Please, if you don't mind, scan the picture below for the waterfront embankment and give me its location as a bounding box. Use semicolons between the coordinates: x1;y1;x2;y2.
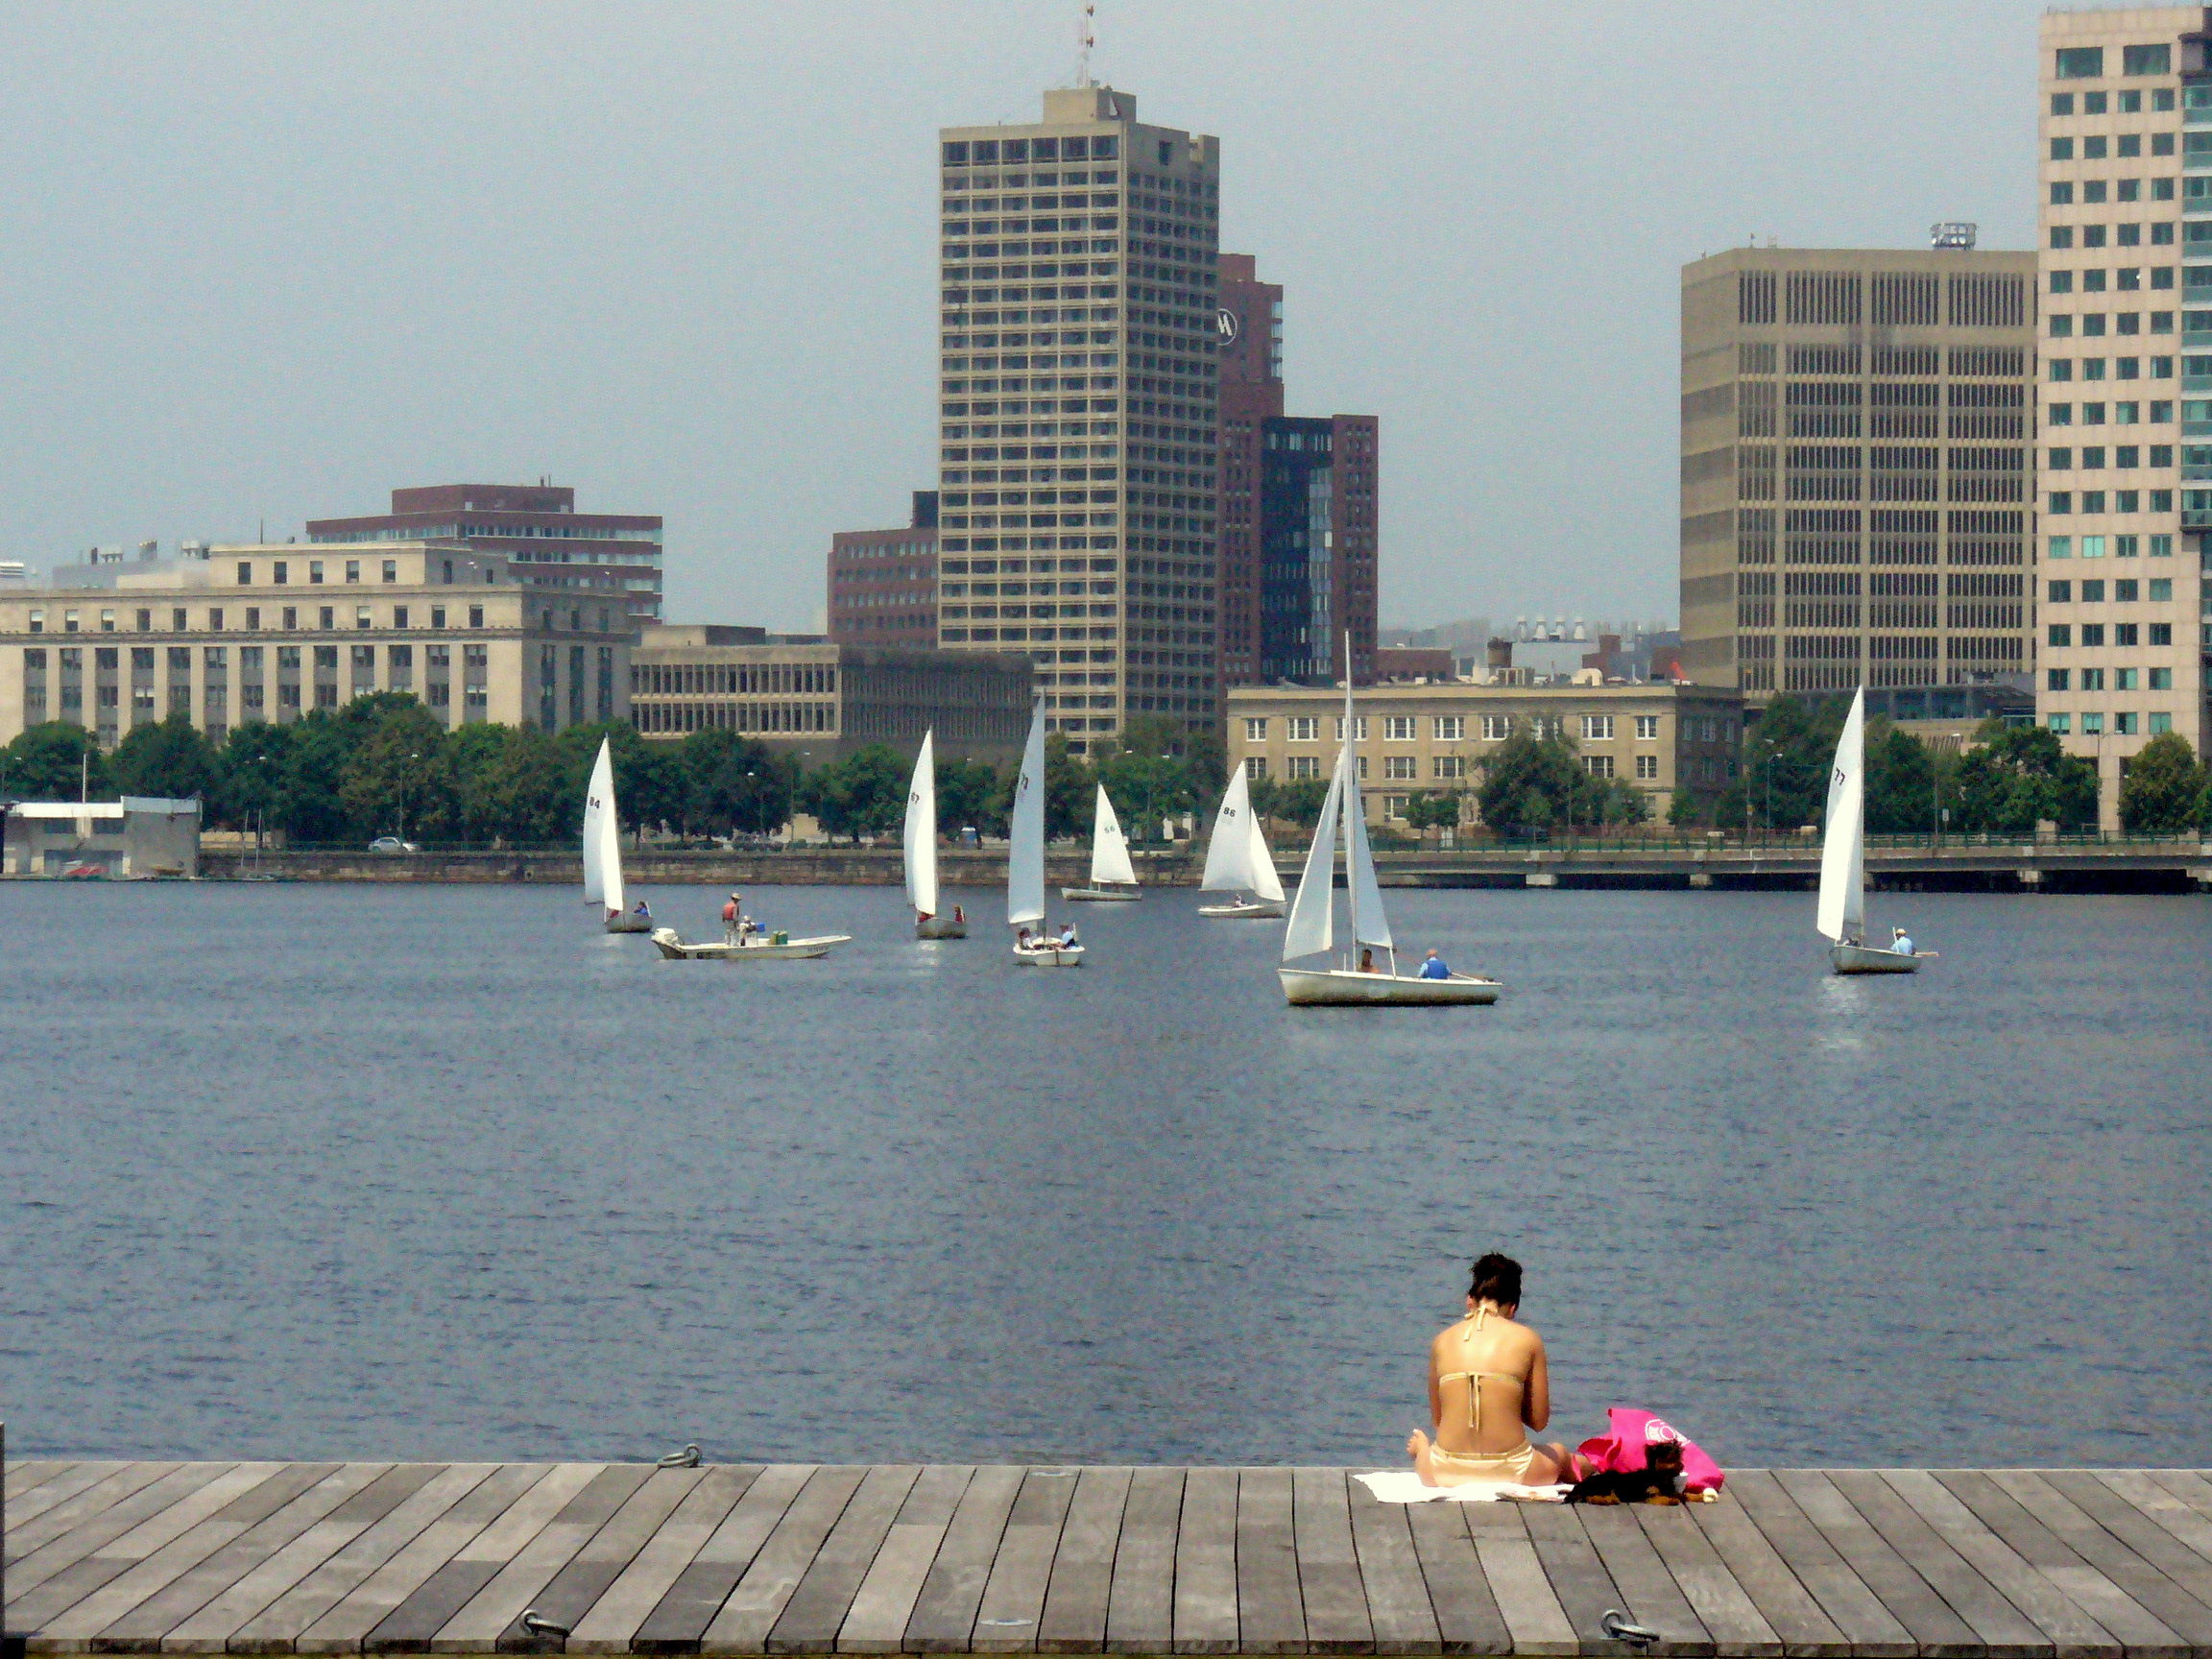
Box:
6;1455;2209;1655
193;837;2212;891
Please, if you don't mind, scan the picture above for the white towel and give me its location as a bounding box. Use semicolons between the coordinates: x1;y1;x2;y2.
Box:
1355;1471;1570;1504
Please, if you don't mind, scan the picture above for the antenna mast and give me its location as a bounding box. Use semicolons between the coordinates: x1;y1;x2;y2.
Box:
1076;0;1096;86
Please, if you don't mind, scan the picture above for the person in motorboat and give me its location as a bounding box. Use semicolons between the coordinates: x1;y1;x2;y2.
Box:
1418;950;1451;980
1890;925;1914;956
1358;949;1380;973
1407;1253;1578;1489
722;893;741;945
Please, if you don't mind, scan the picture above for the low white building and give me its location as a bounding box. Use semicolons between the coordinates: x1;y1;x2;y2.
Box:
2;798;199;878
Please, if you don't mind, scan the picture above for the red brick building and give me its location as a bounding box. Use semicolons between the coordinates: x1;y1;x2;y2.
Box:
828;493;940;646
307;483;664;618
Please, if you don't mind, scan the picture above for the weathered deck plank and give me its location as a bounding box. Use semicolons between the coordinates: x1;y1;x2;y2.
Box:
12;1461;2212;1658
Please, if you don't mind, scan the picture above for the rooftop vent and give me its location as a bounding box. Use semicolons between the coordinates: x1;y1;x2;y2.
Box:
1931;221;1978;251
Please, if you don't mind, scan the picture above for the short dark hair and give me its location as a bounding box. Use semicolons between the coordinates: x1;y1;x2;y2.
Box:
1469;1252;1523;1308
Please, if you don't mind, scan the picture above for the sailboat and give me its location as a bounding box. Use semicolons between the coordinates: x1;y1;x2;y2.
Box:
584;737;652;934
1198;767;1286;919
1008;703;1083;965
1819;688;1923;974
1278;669;1500;1006
906;730;966;938
1062;785;1142;902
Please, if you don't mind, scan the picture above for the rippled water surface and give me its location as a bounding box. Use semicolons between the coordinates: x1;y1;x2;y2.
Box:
2;878;2208;1469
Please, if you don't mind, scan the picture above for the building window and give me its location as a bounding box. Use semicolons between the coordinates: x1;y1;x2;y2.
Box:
1635;755;1660;781
1582;755;1615;779
1383;715;1417;741
345;561;360;584
1242;716;1267;740
469;605;484;629
1433;756;1464;779
2048;713;2072;733
1334;716;1368;740
1634;714;1660;739
1286;715;1317;741
1383;755;1418;780
309;561;325;584
1382;795;1408;821
1433;715;1463;741
1286;755;1321;780
382;560;397;584
236;562;252;585
1580;714;1614;740
1244;755;1267;781
2150;711;2174;733
1480;714;1512;741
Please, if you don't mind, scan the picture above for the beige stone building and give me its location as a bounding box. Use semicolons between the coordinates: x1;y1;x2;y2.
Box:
1225;683;1745;826
933;85;1221;751
1680;245;2038;702
628;626;1034;766
0;542;630;748
2035;7;2211;824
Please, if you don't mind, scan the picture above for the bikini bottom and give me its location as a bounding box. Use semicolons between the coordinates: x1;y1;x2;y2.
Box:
1427;1439;1540;1482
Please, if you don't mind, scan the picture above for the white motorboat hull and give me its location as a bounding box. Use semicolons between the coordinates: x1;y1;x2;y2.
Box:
1279;967;1502;1006
1830;943;1923;974
1061;886;1141;902
1014;944;1086;966
604;915;654;934
651;927;851;961
1199;899;1284;919
915;916;968;939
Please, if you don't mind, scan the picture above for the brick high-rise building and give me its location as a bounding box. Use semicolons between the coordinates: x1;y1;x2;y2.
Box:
1679;246;2038;703
1216;253;1283;687
1214;253;1380;688
931;85;1220;752
828;492;940;645
307;483;664;620
2035;7;2210;826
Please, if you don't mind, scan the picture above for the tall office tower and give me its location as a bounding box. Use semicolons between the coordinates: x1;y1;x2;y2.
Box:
1679;246;2037;707
2037;9;2209;826
307;484;664;619
1216;252;1284;687
1259;415;1380;685
933;86;1221;751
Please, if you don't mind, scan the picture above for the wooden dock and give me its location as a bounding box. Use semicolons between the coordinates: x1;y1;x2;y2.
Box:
9;1462;2212;1656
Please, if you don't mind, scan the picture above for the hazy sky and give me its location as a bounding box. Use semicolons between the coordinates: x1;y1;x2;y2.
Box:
1;1;2055;632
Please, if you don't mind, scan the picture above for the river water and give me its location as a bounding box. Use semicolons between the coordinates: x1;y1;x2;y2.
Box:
2;879;2207;1471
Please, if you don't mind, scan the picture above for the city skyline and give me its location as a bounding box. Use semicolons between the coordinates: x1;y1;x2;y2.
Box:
2;1;2053;635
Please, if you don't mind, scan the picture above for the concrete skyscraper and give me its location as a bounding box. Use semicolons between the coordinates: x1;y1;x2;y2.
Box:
931;86;1221;750
2035;7;2209;825
1679;245;2037;708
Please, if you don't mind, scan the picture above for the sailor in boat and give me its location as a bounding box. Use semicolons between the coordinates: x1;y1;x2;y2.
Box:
1057;922;1078;949
1358;948;1380;974
1407;1253;1578;1489
632;899;652;923
1891;925;1914;956
1017;925;1033;950
1418;950;1451;980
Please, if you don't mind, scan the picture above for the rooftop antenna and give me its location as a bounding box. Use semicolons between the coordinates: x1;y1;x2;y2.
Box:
1075;0;1096;86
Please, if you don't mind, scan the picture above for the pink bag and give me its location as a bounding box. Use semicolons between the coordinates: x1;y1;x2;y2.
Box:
1575;1407;1726;1493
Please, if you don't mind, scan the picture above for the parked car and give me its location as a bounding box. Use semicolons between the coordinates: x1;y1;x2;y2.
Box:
367;836;421;854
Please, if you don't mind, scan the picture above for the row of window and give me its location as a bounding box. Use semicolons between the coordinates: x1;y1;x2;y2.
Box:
1248;753;1671;784
2047;711;2175;736
1242;712;1677;743
2048;68;2176;101
2049;267;2174;293
2045;445;2176;468
24;642;491;673
2049;225;2177;251
2046;354;2174;381
2046;489;2175;514
2048;399;2173;423
2047;311;2177;338
2049;622;2175;646
2048;529;2179;556
2049;132;2176;159
23;603;490;635
2049;666;2175;690
24;683;493;717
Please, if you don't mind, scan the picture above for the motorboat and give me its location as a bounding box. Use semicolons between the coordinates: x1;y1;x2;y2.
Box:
650;926;851;961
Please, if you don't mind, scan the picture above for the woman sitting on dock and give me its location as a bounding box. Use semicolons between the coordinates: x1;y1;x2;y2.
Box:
1407;1252;1576;1487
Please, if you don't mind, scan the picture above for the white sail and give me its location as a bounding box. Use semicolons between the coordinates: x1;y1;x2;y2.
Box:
1201;769;1258;892
582;737;611;906
598;751;628;917
1007;704;1047;926
1815;688;1867;943
1282;747;1345;961
1089;785;1138;886
1246;806;1285;903
905;729;939;918
1341;755;1393;950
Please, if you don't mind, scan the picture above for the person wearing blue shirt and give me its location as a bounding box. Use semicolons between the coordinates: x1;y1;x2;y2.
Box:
1891;926;1914;956
1418;949;1452;979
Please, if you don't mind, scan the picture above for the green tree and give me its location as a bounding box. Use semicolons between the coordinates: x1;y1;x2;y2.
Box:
1953;721;2100;834
936;756;1003;837
1667;787;1703;829
1578;776;1650;829
338;702;455;843
1742;695;1851;831
1863;720;1939;836
803;744;908;841
1475;733;1581;836
461;726;572;845
679;729;794;838
271;712;360;843
2118;732;2205;834
110;713;221;802
2;722;112;800
1245;771;1281;826
1113;713;1225;797
214;722;294;836
1401;789;1464;836
1011;732;1092;839
1271;777;1331;829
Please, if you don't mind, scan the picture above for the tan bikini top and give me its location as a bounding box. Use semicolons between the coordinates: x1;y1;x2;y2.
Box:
1436;1303;1524;1431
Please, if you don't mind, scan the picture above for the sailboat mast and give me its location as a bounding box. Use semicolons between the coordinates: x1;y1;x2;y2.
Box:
1341;646;1358;965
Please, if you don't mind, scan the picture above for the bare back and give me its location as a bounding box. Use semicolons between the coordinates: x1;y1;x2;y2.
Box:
1427;1303;1551;1455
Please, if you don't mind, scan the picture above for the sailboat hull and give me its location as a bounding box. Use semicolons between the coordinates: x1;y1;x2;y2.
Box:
603;915;654;934
1061;886;1142;902
915;916;968;939
1830;944;1922;974
1279;968;1502;1006
1199;899;1284;919
1014;944;1086;966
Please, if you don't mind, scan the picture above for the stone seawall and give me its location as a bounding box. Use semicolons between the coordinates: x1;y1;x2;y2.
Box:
197;847;1206;885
